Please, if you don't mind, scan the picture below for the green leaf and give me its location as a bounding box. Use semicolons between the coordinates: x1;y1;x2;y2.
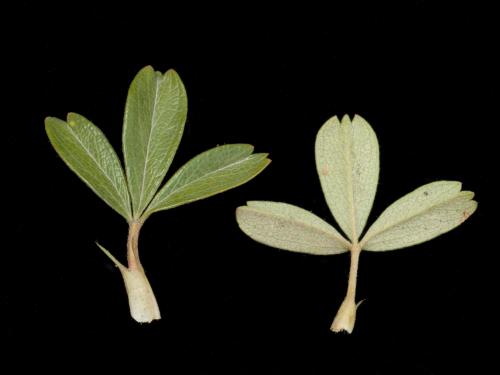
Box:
236;201;351;255
315;115;379;242
123;66;187;218
361;181;477;251
45;113;132;220
144;144;270;216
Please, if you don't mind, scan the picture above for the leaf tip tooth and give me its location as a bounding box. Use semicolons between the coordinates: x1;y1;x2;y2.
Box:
245;201;262;209
471;201;479;216
341;113;351;124
66;112;80;126
44;116;66;131
165;68;181;79
464;190;475;199
327;115;340;125
352;114;371;127
243;143;255;154
44;116;55;126
319;115;340;134
255;153;271;166
235;206;247;221
470;199;478;210
136;65;155;79
440;180;462;192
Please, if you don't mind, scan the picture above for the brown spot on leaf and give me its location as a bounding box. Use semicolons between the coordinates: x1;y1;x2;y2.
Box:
461;210;471;223
321;166;329;176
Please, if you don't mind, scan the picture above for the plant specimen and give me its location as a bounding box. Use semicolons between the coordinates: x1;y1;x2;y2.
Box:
236;114;476;333
45;66;270;323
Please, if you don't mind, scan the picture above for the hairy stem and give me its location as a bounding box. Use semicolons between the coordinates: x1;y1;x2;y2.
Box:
345;244;361;302
127;220;144;272
331;244;361;333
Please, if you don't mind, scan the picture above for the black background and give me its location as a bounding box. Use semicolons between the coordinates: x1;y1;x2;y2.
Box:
5;2;495;373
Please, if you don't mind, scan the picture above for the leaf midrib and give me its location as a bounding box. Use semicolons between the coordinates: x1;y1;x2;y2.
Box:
137;75;163;212
345;125;357;243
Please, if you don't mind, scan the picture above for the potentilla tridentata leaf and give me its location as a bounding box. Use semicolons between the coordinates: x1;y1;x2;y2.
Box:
46;66;270;323
236;114;476;333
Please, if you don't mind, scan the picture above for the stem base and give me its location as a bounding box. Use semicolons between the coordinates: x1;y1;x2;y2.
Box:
119;267;161;323
330;297;356;333
331;245;361;333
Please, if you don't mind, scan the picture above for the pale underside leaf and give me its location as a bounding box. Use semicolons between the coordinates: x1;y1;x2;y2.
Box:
123;66;187;218
361;181;477;251
144;144;270;216
315;114;379;242
236;201;351;255
45;113;132;220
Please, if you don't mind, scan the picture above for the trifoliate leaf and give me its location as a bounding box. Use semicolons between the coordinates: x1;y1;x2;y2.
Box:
315;115;379;242
45;113;132;220
236;201;351;255
236;113;478;334
123;66;187;218
46;65;271;324
144;144;270;215
361;181;477;251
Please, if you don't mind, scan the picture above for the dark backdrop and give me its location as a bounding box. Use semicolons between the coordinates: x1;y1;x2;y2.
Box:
5;2;494;373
